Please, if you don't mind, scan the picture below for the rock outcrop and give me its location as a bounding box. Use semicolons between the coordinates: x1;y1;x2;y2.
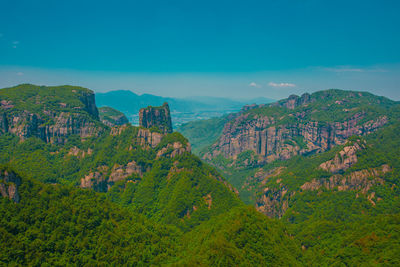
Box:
319;140;366;173
80;161;145;192
156;141;191;158
136;128;164;148
271;93;312;110
139;102;172;133
205;112;387;165
300;164;390;193
0;169;21;203
204;90;392;166
256;164;391;218
0;85;103;144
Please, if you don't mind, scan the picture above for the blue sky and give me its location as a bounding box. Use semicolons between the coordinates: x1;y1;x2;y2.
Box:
1;0;400;100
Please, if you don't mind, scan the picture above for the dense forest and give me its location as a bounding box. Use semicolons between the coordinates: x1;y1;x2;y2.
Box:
1;84;400;265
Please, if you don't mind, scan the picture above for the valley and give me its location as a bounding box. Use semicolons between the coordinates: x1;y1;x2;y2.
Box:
96;90;274;127
1;84;399;265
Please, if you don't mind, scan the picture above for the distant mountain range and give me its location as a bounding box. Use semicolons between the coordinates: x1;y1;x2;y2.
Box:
96;90;274;126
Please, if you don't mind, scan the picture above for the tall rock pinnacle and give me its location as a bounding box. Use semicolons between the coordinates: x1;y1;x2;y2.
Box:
139;102;173;133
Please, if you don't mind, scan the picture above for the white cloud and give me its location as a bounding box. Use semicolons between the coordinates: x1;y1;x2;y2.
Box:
12;40;19;49
322;66;387;73
17;72;24;76
249;82;261;88
324;67;363;72
268;82;296;88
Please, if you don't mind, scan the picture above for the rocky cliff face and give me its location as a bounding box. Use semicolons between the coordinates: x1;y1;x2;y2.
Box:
139;102;172;133
271;93;312;110
319;139;366;173
204;90;391;165
205;111;387;165
256;164;391;217
254;138;393;217
156;141;191;158
0;85;103;144
0;169;21;203
80;126;191;192
80;161;145;192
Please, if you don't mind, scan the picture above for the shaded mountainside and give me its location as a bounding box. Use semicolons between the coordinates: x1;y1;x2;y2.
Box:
98;106;129;127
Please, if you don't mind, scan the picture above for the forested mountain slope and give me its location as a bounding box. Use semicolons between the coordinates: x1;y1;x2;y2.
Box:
255;121;400;265
1;85;399;265
178;89;400;265
0;84;301;265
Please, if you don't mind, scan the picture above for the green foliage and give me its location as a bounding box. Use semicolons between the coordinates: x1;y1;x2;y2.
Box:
270;122;400;265
245;89;396;125
0;168;301;265
108;153;242;230
178;206;302;266
98;106;128;125
98;106;125;117
176;115;230;155
0;172;180;265
156;131;189;148
236;150;258;167
0;84;99;122
2;86;400;265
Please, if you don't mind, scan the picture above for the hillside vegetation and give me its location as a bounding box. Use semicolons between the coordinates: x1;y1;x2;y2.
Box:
0;84;301;265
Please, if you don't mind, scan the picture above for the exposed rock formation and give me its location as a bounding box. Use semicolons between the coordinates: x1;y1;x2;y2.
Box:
256;164;391;218
301;164;390;193
139;102;172;133
271;93;312;110
109;161;144;183
319;140;366;173
67;146;93;158
156;142;191;158
256;186;293;218
137;128;164;148
205;103;388;166
0;169;21;203
0;85;103;143
80;170;107;192
80;161;145;192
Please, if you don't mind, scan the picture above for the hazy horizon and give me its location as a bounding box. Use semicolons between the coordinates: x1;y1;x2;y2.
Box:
1;64;400;101
1;0;399;100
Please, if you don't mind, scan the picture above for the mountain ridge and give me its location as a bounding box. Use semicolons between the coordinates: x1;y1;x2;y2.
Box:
96;89;275;126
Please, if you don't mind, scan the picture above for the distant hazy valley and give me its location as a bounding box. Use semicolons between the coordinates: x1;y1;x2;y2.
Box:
96;90;274;126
